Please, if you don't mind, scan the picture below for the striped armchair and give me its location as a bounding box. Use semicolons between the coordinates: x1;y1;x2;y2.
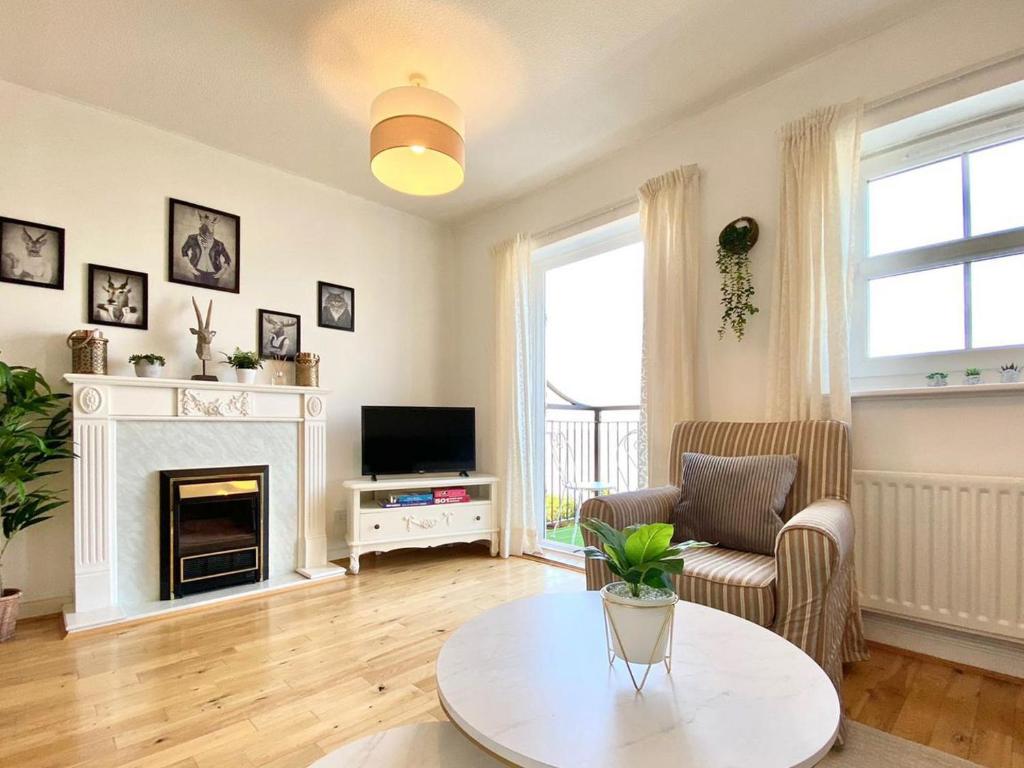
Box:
581;420;869;743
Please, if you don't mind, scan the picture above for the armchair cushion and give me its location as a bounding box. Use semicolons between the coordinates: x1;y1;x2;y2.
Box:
674;546;777;627
672;451;798;555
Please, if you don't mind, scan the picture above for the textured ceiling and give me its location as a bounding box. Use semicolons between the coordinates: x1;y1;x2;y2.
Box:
0;0;932;222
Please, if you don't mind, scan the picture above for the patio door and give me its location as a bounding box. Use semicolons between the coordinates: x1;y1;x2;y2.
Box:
532;215;644;551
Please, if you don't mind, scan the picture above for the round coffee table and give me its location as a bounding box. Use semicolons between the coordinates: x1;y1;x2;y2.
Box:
436;592;840;768
309;722;503;767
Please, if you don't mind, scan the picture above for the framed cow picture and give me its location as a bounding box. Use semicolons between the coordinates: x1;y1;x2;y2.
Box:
258;309;301;360
87;264;148;330
0;216;65;290
317;281;355;332
167;198;240;293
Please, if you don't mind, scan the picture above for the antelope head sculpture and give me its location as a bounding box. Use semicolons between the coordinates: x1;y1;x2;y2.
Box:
190;297;216;362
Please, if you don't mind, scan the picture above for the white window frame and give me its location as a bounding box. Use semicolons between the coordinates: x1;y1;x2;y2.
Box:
852;113;1024;382
531;212;642;554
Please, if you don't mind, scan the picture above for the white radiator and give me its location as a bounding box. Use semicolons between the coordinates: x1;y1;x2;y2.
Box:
852;470;1024;643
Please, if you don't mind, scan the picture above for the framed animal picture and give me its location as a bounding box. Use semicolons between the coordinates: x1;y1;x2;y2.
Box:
318;281;355;332
258;309;301;360
0;216;65;290
87;264;148;330
167;198;240;293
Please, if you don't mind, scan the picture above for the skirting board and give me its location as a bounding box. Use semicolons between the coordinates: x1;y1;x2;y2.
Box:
19;594;73;620
862;609;1024;679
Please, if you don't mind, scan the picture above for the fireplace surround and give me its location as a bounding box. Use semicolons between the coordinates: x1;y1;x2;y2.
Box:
160;466;270;599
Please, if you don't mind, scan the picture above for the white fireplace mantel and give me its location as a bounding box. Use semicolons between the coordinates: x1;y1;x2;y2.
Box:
63;374;345;631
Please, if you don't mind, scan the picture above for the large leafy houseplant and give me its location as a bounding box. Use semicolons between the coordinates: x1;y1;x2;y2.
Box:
580;519;709;598
0;357;73;598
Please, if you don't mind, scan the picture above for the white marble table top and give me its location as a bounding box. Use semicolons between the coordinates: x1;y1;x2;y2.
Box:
436;592;840;768
309;722;503;767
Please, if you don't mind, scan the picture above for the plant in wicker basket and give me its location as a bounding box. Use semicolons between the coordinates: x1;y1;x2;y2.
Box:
0;355;73;640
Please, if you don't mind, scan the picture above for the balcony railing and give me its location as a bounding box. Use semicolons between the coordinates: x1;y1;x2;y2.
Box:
543;382;642;548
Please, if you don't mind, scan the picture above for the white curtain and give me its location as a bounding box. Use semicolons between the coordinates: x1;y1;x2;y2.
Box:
493;234;542;557
768;102;862;424
639;165;702;487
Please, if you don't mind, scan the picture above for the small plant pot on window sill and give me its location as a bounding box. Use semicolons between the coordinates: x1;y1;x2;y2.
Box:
964;375;982;385
600;582;677;665
1001;370;1021;384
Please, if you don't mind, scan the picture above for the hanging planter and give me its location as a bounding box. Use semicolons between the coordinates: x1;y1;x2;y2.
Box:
716;217;760;340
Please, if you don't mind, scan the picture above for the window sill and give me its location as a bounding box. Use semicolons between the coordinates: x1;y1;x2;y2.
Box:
852;381;1024;400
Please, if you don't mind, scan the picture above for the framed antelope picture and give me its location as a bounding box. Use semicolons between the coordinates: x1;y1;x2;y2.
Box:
168;198;240;293
258;309;301;360
87;264;149;330
0;216;65;290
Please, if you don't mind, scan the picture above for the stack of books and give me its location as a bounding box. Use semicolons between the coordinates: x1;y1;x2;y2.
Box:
433;487;471;505
379;492;434;509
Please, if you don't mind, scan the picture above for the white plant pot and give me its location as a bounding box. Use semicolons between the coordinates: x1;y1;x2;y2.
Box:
235;368;258;384
133;362;164;378
600;583;678;664
926;377;948;388
1001;370;1020;384
964;374;982;385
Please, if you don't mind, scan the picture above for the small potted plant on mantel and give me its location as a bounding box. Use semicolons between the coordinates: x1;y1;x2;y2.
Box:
222;348;263;384
926;372;949;388
0;355;73;641
1000;363;1021;384
128;353;166;378
580;519;709;683
964;367;983;385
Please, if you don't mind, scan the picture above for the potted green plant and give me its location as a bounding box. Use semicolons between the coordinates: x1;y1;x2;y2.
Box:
128;353;166;378
1000;363;1020;384
925;372;949;388
221;348;263;384
580;519;709;670
0;356;73;641
964;367;982;385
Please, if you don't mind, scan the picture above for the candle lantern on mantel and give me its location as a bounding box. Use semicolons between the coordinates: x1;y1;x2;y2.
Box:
66;329;108;375
295;352;320;387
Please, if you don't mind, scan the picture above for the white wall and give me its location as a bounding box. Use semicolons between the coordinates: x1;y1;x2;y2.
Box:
445;0;1024;475
0;80;450;615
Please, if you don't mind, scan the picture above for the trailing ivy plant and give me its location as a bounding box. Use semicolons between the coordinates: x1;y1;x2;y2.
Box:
716;217;760;340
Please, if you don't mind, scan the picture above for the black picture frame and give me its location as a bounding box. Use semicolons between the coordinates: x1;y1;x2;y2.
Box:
0;216;65;290
167;198;240;294
317;280;355;332
258;308;301;361
87;264;149;330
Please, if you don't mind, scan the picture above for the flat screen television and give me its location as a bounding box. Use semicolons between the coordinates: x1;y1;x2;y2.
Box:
361;406;476;477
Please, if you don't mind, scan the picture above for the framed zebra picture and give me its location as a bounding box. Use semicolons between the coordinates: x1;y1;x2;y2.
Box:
168;198;240;293
87;264;149;330
0;216;65;290
258;308;301;360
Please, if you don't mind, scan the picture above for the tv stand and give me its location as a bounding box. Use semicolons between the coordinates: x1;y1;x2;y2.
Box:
342;473;499;573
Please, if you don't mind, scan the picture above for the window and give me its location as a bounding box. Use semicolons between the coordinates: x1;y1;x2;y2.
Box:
854;129;1024;378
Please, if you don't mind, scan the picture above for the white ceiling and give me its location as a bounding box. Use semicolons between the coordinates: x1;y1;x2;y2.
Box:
0;0;933;223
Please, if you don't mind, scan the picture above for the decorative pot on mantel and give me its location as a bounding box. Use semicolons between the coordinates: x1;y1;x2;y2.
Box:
0;588;22;643
236;368;258;385
600;582;677;666
133;362;164;378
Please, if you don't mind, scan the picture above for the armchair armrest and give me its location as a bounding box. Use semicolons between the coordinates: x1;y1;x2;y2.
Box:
774;497;862;743
580;486;678;591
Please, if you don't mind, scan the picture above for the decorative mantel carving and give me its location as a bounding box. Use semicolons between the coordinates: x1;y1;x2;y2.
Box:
179;388;252;417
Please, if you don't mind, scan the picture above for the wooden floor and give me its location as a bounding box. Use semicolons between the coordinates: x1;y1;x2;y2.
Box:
1;547;1021;768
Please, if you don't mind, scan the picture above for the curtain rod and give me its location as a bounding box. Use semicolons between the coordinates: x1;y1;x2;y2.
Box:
533;196;639;245
865;48;1024;113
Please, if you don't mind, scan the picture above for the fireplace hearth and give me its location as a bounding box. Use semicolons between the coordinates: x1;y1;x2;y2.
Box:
159;466;270;600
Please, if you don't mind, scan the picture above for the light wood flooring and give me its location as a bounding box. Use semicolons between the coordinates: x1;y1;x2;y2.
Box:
1;546;1021;767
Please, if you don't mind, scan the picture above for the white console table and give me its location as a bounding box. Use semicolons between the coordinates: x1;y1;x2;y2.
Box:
342;474;499;573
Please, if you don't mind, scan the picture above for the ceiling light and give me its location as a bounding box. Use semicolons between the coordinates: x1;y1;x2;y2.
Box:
370;76;465;196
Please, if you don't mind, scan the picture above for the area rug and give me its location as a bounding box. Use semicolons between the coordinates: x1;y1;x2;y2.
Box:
820;722;975;767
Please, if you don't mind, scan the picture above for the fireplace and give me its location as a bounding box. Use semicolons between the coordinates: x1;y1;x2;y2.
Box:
159;466;269;600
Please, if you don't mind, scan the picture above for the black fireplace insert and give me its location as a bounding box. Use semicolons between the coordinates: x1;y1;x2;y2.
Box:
159;466;269;600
